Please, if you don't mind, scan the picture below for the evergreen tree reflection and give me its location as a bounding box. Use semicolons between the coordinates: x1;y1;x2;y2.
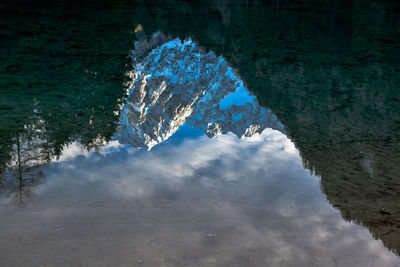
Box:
0;106;52;205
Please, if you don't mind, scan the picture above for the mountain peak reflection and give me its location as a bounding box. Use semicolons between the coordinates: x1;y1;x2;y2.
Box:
114;32;284;149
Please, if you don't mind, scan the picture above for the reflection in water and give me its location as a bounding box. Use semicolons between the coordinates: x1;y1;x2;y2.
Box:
258;61;400;255
1;0;400;264
0;104;111;205
0;31;284;206
0;106;50;205
115;31;283;149
0;28;399;264
129;1;400;255
1;128;399;266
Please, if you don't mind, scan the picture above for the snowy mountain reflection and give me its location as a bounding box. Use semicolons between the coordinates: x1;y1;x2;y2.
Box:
115;31;283;149
1;28;399;265
0;31;284;205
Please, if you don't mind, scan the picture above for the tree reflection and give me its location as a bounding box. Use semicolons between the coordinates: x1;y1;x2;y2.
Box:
0;107;52;205
0;105;113;205
0;163;45;206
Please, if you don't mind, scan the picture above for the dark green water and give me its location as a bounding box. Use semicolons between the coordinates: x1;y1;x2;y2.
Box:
1;0;400;265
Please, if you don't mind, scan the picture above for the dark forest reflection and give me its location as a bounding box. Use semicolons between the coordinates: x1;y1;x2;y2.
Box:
1;0;400;261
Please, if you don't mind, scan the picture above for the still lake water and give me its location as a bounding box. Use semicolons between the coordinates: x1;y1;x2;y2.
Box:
1;0;400;266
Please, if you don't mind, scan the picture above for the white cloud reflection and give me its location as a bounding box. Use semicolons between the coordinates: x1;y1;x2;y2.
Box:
0;128;399;266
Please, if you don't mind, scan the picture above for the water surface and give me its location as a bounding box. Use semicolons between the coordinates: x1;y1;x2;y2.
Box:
1;0;400;266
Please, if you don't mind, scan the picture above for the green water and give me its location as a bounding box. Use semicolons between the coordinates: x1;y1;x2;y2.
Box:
1;0;400;260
